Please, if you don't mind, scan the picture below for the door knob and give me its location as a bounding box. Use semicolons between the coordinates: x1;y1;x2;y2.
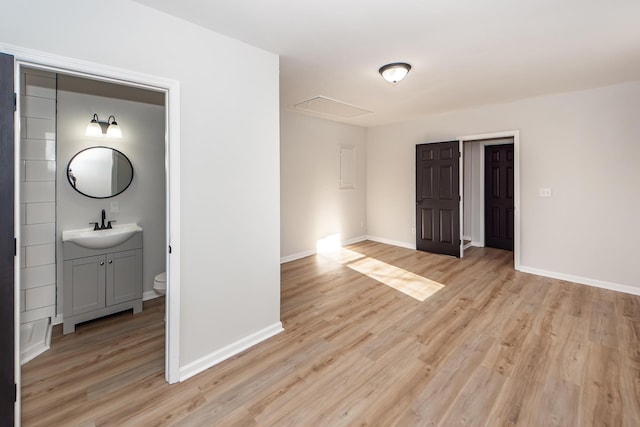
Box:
100;261;104;266
108;260;113;264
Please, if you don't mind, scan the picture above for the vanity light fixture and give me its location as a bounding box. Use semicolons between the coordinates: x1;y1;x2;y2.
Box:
85;114;102;137
106;115;122;138
85;113;123;138
379;62;412;84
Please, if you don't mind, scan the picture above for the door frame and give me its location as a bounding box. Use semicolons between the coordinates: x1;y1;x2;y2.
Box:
2;44;182;390
0;52;16;426
458;130;520;270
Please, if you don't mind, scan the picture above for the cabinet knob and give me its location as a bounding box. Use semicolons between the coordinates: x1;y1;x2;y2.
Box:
100;261;104;266
108;260;113;264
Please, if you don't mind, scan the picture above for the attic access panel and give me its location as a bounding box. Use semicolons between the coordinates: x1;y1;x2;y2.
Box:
292;96;373;120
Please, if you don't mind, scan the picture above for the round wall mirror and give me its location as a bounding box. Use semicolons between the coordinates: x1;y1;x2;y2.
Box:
67;146;134;199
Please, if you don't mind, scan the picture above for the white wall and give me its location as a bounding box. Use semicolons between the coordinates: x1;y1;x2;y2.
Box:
367;81;640;291
56;74;166;307
280;110;367;260
1;0;281;371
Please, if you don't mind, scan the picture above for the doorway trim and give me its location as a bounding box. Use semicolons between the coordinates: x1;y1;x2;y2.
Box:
2;44;182;387
459;130;520;270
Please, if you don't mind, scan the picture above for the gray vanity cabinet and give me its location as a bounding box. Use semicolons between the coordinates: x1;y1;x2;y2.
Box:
63;233;143;334
64;255;106;317
107;249;141;306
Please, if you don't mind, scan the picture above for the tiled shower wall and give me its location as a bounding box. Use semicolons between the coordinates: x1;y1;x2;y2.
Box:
20;69;57;324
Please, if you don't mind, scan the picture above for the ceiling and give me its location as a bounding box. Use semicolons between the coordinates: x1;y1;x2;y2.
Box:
133;0;640;127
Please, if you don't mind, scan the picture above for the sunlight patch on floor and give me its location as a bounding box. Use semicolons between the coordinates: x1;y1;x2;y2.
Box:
319;244;444;301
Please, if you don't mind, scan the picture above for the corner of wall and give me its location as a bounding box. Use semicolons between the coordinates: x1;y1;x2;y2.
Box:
178;322;284;382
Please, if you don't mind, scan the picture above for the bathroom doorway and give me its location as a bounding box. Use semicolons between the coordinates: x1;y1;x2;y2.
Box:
17;65;170;389
17;64;173;357
4;48;182;421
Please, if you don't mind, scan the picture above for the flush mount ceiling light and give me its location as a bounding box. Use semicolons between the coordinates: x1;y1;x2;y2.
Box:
85;114;122;138
379;62;412;84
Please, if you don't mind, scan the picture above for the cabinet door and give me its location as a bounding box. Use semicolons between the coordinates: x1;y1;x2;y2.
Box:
63;255;106;315
106;249;142;306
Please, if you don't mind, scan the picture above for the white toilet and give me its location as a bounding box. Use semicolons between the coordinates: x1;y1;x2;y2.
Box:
153;272;166;295
153;272;167;321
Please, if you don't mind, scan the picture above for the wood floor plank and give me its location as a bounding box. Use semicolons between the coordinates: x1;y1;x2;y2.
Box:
550;335;589;387
348;340;434;426
485;329;554;425
590;297;620;349
533;376;581;426
437;366;506;427
482;310;533;377
394;333;496;426
20;242;640;426
580;342;623;426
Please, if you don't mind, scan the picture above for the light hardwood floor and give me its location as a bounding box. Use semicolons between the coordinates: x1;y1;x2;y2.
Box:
22;241;640;426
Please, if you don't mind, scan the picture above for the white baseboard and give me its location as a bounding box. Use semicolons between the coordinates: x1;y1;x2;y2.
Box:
280;249;316;264
359;239;638;297
52;314;63;326
470;241;484;247
342;235;368;246
179;322;284;382
280;235;368;264
366;235;416;250
518;265;640;296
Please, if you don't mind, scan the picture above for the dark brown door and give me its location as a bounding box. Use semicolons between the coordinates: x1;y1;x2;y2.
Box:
485;144;514;251
416;141;460;257
0;52;15;424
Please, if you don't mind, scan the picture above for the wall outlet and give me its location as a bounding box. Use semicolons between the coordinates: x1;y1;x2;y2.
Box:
110;201;120;214
539;188;552;198
411;227;416;235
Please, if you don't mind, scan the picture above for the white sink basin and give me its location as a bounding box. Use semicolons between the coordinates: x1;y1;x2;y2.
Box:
62;223;142;249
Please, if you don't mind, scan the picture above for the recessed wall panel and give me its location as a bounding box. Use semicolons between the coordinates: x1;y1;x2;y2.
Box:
491;167;500;198
421;149;434;161
421;208;433;241
440;147;454;160
440;209;453;243
421;166;433;199
492;207;500;237
439;165;453;199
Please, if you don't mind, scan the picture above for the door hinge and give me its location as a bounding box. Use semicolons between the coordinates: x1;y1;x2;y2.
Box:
168;245;172;254
13;92;17;111
14;238;17;256
14;383;17;402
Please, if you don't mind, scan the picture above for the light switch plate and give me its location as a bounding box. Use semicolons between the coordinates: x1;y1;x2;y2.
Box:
110;201;120;214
